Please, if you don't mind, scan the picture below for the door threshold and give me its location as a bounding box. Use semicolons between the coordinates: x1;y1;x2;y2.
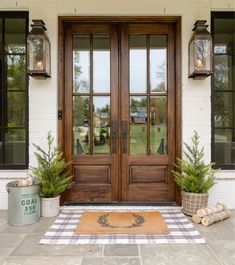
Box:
63;201;179;206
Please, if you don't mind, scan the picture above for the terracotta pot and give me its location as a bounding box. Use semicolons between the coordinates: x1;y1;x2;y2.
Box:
41;196;60;217
181;191;208;216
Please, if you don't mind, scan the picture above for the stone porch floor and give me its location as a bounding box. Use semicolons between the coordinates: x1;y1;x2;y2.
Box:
0;210;234;265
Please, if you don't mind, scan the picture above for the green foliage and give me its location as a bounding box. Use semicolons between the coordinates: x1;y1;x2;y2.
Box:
172;131;217;193
30;132;72;198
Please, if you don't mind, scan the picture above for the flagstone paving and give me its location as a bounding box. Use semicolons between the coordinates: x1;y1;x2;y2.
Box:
0;210;234;265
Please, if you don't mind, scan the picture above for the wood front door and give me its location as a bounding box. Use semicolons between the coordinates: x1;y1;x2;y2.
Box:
61;20;179;203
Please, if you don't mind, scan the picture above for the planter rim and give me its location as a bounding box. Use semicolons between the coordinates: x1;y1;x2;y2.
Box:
181;190;208;195
41;195;60;201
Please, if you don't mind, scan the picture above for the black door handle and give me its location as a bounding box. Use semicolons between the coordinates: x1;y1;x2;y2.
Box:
121;121;128;154
111;120;118;154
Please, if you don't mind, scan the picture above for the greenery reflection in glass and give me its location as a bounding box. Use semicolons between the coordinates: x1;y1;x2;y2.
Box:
150;97;167;155
130;97;147;155
93;96;110;154
73;96;90;155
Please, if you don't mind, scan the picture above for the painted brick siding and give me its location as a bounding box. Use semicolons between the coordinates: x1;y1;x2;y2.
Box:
0;0;234;209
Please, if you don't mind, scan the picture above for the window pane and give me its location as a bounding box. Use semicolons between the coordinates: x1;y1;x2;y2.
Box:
214;19;235;54
214;55;234;91
93;96;110;154
130;35;147;93
93;35;110;93
0;19;2;56
214;129;235;165
150;36;167;92
0;129;3;164
130;96;147;155
4;129;26;165
73;96;90;155
5;19;26;53
150;97;167;155
7;55;26;90
7;92;26;127
214;92;235;128
73;35;90;93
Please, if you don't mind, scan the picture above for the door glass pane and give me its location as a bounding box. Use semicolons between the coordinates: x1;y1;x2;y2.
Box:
150;36;167;92
7;55;26;90
7;92;26;127
5;19;26;54
150;97;167;155
73;35;90;93
214;55;234;91
4;129;26;165
130;96;147;155
93;35;110;93
73;96;90;155
214;92;235;128
93;96;110;154
214;129;235;165
129;35;147;93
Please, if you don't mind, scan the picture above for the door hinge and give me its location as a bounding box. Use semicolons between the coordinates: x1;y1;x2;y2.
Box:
58;109;63;120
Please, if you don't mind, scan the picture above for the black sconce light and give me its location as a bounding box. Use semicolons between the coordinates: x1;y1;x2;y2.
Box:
188;20;212;79
27;20;51;79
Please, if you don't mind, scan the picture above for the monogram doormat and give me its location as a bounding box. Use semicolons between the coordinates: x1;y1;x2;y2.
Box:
75;212;169;234
39;208;206;244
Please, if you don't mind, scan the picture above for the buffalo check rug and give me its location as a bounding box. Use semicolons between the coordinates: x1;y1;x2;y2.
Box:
39;208;206;244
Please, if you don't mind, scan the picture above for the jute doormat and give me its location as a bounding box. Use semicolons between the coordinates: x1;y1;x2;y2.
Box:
75;211;169;234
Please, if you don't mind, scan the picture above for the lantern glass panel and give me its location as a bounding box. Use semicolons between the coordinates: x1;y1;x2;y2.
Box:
195;37;211;72
28;35;45;71
189;38;195;76
45;38;50;76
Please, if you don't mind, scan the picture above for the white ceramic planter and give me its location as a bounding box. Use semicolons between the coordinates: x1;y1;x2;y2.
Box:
41;196;60;217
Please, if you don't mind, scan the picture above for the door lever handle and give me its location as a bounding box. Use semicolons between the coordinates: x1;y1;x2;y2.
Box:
121;121;128;154
111;120;118;154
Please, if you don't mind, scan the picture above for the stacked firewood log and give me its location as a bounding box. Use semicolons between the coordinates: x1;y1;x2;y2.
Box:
192;203;231;226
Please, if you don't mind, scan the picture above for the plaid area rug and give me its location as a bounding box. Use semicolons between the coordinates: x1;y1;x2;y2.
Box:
39;209;206;244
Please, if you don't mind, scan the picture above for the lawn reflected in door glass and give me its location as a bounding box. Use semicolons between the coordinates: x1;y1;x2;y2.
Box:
130;96;147;155
150;97;167;155
73;96;90;155
93;96;110;154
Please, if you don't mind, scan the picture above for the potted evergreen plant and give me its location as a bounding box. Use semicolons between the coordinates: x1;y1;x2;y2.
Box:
31;132;72;217
172;131;217;216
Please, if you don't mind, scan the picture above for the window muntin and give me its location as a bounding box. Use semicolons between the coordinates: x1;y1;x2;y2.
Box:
0;12;28;169
212;12;235;169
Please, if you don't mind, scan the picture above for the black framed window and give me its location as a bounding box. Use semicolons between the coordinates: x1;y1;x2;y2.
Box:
211;12;235;169
0;12;28;169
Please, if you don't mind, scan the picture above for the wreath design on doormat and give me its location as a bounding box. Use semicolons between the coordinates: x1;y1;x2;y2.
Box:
97;213;145;229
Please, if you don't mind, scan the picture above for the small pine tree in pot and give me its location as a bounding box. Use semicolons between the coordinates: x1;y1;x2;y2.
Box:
172;131;217;216
31;132;72;217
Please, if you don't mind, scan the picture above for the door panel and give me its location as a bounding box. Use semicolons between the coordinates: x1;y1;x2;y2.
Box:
63;24;119;202
121;23;175;202
62;21;176;203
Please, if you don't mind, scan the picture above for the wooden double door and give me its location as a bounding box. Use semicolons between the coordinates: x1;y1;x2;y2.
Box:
62;20;179;203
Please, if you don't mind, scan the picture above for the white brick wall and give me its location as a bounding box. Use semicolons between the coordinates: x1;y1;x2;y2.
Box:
0;0;234;209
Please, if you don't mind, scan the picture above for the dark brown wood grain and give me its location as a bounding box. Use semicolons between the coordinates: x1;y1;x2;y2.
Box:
58;17;182;205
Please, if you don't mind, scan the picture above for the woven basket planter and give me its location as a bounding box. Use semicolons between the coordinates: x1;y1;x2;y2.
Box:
181;191;208;216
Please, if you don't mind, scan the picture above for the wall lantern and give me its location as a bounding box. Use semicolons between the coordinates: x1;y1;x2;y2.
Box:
27;20;51;79
188;20;212;79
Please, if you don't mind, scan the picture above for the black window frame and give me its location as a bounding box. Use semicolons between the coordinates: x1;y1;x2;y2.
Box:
211;11;235;169
0;11;29;169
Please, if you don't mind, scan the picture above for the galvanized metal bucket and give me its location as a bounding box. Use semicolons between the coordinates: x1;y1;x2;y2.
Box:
6;179;41;226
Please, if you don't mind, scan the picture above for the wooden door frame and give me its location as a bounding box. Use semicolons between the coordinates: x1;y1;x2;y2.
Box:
58;16;182;205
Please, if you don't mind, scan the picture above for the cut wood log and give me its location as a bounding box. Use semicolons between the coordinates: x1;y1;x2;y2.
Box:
201;210;231;227
196;203;225;218
192;214;201;224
